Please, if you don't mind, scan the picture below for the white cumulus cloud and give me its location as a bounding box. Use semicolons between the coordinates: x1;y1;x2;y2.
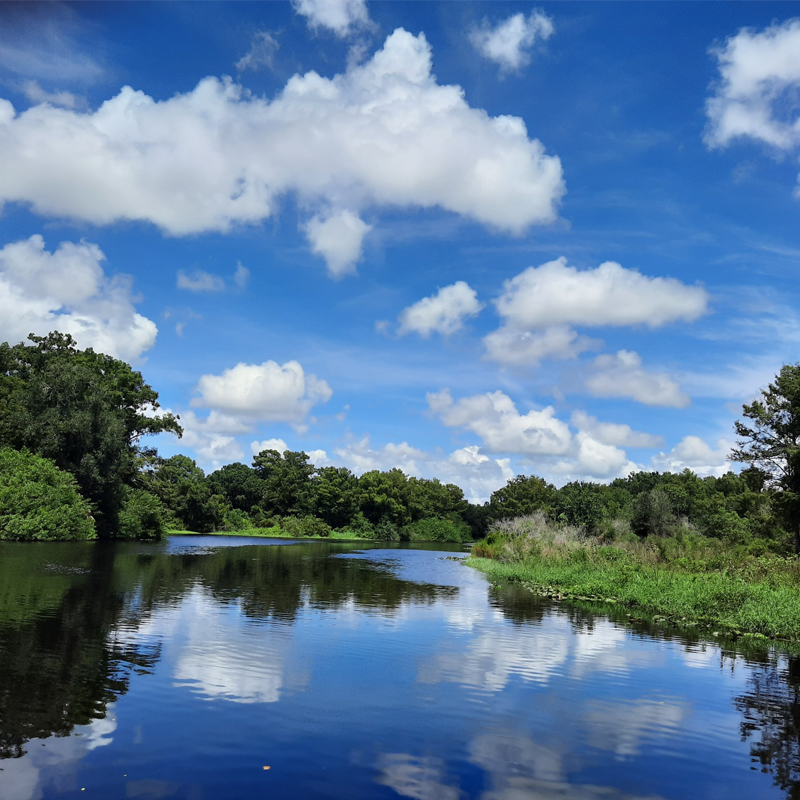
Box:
571;410;663;448
494;258;709;330
470;11;554;72
192;360;333;423
484;258;708;367
305;209;372;277
553;432;635;481
586;350;690;408
484;324;598;367
333;436;512;503
0;29;564;274
0;234;157;361
397;281;483;337
652;435;733;477
428;389;572;456
292;0;371;37
705;18;800;152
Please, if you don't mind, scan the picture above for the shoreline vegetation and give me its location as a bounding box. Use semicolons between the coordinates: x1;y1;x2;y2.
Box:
468;513;800;643
5;332;800;646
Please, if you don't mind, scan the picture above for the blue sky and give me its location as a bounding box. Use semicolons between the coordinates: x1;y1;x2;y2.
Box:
1;1;799;500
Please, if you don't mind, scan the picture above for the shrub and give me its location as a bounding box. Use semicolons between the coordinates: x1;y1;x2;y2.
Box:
0;448;96;541
632;489;679;538
221;508;252;531
402;518;472;542
118;489;165;541
343;512;377;539
279;515;332;537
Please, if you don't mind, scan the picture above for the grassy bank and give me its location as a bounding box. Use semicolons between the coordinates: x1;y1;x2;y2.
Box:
167;527;370;541
467;515;800;642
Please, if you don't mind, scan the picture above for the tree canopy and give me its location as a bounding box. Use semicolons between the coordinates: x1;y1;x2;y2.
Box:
732;363;800;551
0;332;182;536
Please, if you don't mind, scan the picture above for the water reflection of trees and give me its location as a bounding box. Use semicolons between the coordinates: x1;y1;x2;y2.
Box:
735;655;800;799
0;545;159;758
0;541;454;758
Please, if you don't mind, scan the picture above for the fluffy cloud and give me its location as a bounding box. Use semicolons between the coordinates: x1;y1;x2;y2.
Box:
652;435;733;477
483;324;597;367
397;281;483;337
0;234;157;361
571;410;663;448
165;410;249;467
250;437;289;455
470;11;554;72
292;0;370;37
0;29;564;276
305;209;372;277
236;31;279;72
705;19;800;153
586;350;690;408
428;389;572;456
494;258;709;330
484;258;708;367
192;360;332;422
553;432;635;481
333;437;512;503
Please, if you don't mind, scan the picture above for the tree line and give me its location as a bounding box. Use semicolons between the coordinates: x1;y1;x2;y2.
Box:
1;332;799;551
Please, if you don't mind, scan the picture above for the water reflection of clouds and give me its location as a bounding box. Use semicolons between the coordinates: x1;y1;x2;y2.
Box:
421;613;648;693
469;730;667;800
376;753;461;800
174;591;306;704
130;587;307;705
0;707;117;800
586;698;689;758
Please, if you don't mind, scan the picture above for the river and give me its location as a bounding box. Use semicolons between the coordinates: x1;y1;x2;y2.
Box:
0;536;797;799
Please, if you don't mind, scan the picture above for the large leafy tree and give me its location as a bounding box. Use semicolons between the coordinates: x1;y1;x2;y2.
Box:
252;449;316;517
0;332;182;535
487;474;556;522
732;364;800;552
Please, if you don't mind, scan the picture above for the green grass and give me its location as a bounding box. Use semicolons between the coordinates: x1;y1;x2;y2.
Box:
166;527;372;541
467;551;800;642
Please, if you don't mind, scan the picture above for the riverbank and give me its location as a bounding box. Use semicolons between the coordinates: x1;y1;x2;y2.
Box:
167;528;370;541
466;554;800;642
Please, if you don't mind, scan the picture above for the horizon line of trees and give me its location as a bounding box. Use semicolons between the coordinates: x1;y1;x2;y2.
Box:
1;332;799;551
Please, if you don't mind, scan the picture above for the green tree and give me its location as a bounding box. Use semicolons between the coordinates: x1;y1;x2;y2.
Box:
0;448;95;541
0;333;181;536
252;449;315;517
487;475;556;522
207;462;264;512
732;364;800;552
357;468;411;527
313;466;360;528
145;454;222;532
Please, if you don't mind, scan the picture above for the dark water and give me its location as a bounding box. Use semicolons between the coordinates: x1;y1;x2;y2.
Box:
0;537;798;800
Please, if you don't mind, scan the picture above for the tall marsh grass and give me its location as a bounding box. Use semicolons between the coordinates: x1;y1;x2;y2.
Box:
468;513;800;641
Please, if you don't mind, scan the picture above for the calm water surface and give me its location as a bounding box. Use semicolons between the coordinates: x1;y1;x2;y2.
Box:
0;536;798;799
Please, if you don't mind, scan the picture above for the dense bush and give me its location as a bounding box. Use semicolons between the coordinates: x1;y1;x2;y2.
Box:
118;489;165;541
0;448;96;541
402;518;471;542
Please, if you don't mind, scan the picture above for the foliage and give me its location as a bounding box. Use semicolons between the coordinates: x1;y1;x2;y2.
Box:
207;462;265;512
143;455;223;533
253;449;315;517
0;333;181;535
732;363;800;551
0;448;96;541
117;489;165;541
402;517;472;542
488;474;556;522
